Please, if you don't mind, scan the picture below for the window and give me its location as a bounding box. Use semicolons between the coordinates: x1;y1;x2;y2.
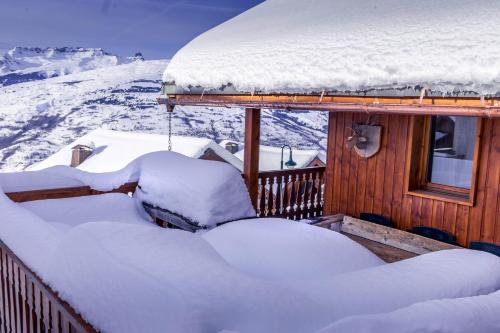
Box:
406;115;482;205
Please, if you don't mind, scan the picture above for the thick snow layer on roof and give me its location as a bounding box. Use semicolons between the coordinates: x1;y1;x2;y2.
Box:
234;145;321;171
163;0;500;96
29;129;243;172
320;290;500;333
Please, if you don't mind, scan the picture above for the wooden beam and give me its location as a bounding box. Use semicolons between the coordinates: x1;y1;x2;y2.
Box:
243;108;261;208
341;216;461;255
159;94;500;117
323;112;337;215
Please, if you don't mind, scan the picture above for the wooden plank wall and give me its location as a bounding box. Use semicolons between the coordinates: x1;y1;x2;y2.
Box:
323;112;500;247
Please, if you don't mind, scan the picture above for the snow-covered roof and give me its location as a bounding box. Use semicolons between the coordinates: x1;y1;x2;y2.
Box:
163;0;500;97
234;145;323;171
28;129;243;172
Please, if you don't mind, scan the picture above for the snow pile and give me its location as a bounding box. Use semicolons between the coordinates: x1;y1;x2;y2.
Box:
285;249;500;322
203;218;384;280
28;128;243;172
0;168;85;192
3;151;254;228
319;290;500;333
21;193;152;231
0;189;63;279
134;152;255;227
45;222;332;333
164;0;500;95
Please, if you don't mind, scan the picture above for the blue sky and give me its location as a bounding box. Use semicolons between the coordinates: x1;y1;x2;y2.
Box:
0;0;264;59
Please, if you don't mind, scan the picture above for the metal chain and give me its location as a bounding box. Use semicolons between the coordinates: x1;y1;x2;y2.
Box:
167;111;172;151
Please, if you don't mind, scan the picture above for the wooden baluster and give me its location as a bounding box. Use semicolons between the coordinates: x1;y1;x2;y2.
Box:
258;177;266;217
0;249;6;333
50;303;60;333
289;174;297;219
19;270;29;333
60;316;70;333
317;169;325;216
275;175;283;216
3;252;12;333
267;176;275;216
33;285;43;333
303;172;312;218
12;263;21;333
282;175;289;217
42;294;52;333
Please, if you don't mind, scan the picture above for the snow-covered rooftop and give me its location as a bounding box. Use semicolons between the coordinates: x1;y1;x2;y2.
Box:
233;145;324;171
163;0;500;97
28;129;243;172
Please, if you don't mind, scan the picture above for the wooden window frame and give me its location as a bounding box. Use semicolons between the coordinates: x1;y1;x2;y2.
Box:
405;115;483;206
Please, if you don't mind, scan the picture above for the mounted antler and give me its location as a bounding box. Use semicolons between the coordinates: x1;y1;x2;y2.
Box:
346;124;368;150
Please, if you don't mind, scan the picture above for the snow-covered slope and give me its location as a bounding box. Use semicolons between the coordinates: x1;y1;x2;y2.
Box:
0;47;143;86
0;51;327;172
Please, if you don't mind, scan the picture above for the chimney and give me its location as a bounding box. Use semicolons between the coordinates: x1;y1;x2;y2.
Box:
224;141;239;154
71;144;93;167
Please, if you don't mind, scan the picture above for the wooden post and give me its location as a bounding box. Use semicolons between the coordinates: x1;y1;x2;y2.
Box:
244;108;261;208
323;111;336;215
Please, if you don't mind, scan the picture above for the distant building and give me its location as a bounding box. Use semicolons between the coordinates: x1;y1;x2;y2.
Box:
28;129;243;172
220;140;325;171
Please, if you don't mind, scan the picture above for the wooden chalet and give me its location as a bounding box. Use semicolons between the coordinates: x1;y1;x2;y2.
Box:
157;0;500;249
0;1;499;332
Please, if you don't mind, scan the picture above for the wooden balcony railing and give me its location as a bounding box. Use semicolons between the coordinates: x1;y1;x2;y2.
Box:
256;166;325;220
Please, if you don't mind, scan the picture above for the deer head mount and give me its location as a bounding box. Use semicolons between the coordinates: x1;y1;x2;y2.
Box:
345;123;382;158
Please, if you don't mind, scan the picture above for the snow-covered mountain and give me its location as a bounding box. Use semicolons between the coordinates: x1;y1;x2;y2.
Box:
0;47;143;86
0;47;327;172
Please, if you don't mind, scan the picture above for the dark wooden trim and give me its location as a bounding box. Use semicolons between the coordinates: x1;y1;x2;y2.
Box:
243;108;261;208
159;95;500;117
6;182;138;203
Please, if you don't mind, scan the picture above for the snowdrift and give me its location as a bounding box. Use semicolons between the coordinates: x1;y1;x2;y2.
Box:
1;151;500;332
319;290;500;333
203;218;384;280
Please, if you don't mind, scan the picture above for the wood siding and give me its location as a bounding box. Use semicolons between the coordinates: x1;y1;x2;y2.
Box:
324;112;500;246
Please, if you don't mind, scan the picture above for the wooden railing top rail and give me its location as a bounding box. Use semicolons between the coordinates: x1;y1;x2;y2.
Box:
4;167;326;203
6;182;138;203
258;166;325;178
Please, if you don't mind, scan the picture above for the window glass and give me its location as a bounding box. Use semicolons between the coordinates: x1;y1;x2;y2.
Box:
427;116;476;189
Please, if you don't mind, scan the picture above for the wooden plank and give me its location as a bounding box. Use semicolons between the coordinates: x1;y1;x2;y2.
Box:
391;116;409;226
332;112;345;213
323;112;337;215
161;94;500;117
373;115;388;215
6;182;138;203
467;119;493;244
344;234;417;263
339;113;353;213
481;118;500;243
341;216;460;254
346;114;360;217
243;108;261;209
382;115;397;220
